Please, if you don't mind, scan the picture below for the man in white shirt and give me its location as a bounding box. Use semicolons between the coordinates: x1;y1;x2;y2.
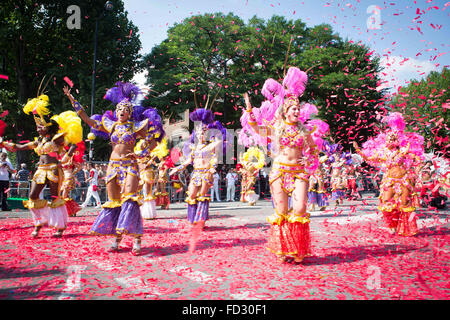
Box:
81;163;101;208
226;169;238;202
0;152;14;211
210;172;221;202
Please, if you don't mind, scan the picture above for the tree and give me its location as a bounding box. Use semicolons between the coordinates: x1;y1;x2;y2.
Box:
298;40;387;149
142;13;386;152
0;0;142;163
389;68;449;158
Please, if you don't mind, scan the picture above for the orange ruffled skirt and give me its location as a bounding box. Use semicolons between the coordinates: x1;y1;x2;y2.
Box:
266;211;311;261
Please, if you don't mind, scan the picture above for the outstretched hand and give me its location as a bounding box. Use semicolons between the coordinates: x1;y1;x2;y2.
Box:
63;86;71;97
243;93;252;111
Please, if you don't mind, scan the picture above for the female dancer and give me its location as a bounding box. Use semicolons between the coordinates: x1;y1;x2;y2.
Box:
1;95;82;238
169;108;226;229
240;67;328;263
353;112;424;236
307;171;319;212
63;82;164;255
155;156;173;210
136;138;167;219
316;164;329;211
60;141;85;216
327;145;348;206
345;162;361;200
238;147;265;206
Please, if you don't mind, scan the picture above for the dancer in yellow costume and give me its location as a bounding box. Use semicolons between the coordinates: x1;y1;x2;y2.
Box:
1;93;82;238
238;147;265;206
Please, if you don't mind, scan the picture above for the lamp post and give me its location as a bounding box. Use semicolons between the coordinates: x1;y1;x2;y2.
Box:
89;1;113;161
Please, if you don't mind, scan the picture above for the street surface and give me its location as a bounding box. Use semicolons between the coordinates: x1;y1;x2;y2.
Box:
0;193;448;301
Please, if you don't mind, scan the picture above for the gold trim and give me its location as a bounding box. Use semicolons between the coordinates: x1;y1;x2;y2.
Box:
378;204;395;212
48;197;66;208
23;199;48;209
185;197;197;205
266;211;286;225
287;213;310;224
101;200;122;208
121;194;142;206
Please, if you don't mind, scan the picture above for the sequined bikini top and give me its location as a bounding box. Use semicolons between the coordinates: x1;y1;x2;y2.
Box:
34;135;64;156
95;118;148;146
279;122;304;149
192;143;214;160
385;148;408;169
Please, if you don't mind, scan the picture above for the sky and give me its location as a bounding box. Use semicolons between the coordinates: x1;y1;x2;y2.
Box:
122;0;450;93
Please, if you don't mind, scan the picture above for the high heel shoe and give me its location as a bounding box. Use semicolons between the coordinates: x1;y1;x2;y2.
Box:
130;239;141;256
31;226;42;238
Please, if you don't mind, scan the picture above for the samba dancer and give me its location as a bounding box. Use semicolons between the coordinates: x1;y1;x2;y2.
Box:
169;107;227;229
354;112;424;236
64;82;164;255
240;67;328;263
1;92;82;238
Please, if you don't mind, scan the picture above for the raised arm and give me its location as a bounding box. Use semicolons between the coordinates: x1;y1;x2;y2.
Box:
243;93;261;134
353;141;384;164
63;86;97;128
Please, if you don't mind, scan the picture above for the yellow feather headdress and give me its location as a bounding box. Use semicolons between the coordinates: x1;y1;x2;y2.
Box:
242;147;265;170
51;111;83;145
23;94;52;127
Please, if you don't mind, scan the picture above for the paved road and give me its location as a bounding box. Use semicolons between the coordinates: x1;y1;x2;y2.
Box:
0;193;449;303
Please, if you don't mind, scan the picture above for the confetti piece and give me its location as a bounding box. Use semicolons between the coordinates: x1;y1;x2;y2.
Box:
63;76;74;88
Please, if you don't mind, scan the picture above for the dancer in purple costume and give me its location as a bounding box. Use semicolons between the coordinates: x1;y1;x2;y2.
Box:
169;108;227;229
63;82;164;255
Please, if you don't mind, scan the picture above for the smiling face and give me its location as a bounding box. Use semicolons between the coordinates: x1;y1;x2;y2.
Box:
36;124;48;137
285;104;300;124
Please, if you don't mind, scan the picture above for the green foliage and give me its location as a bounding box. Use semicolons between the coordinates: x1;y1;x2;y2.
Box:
0;0;142;162
142;13;385;150
389;68;449;157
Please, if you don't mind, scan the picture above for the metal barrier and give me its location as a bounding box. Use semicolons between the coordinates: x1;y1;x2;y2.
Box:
7;177;271;205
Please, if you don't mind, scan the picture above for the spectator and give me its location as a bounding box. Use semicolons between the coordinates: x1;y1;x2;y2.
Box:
81;163;101;208
211;172;221;202
74;163;87;203
16;163;31;198
226;169;238;202
96;163;106;203
260;169;268;197
170;170;183;203
0;152;14;211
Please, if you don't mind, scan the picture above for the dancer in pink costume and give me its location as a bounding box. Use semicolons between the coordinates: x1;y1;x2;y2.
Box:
239;67;329;263
354;112;425;236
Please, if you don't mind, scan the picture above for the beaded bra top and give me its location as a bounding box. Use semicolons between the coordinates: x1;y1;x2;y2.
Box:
93;118;148;146
279;123;304;149
34;136;64;156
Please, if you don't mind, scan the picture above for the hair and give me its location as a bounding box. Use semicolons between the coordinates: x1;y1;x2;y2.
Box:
45;119;60;137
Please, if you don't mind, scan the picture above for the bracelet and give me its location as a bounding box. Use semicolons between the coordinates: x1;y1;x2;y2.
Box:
4;142;16;152
72;100;85;113
248;120;257;125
